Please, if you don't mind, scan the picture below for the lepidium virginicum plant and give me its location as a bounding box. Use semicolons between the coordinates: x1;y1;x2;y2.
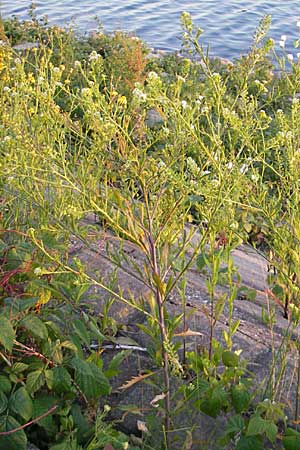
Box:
0;30;248;447
5;13;300;448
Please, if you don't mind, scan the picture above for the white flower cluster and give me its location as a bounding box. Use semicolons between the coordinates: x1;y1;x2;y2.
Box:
279;34;287;48
186;156;200;177
88;51;102;62
147;71;159;80
133;87;147;101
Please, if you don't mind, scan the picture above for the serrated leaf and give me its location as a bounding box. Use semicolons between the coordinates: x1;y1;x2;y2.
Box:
0;415;27;450
0;376;11;394
90;362;111;396
71;404;91;442
60;340;79;353
231;384;251;413
235;435;263;450
71;357;110;399
0;316;15;352
4;297;38;313
0;392;8;415
200;385;228;418
20;315;48;340
72;319;90;347
45;369;54;390
265;421;278;443
52;367;73;394
26;369;45;394
33;395;58;435
247;415;264;436
11;363;29;374
10;387;33;421
225;414;245;435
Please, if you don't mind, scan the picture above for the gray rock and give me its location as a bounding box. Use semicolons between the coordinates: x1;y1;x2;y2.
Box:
26;444;40;450
13;42;39;51
145;108;165;130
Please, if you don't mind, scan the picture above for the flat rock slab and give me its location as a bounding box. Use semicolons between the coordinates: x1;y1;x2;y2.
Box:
70;227;298;449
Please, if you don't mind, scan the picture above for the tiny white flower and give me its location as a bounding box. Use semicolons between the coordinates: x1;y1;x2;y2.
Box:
3;86;10;92
55;81;63;87
38;76;45;83
201;106;209;113
226;162;233;170
281;35;287;41
287;53;294;62
81;87;90;95
147;71;159;80
251;173;259;182
181;100;188;109
74;60;81;68
279;40;285;48
34;267;42;275
297;21;300;28
14;57;21;65
53;67;60;73
133;88;147;101
89;51;101;61
239;163;248;174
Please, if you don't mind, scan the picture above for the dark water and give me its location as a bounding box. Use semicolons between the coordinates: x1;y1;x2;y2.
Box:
1;1;300;60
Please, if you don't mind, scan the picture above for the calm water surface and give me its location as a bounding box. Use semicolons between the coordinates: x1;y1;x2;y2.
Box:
1;1;300;59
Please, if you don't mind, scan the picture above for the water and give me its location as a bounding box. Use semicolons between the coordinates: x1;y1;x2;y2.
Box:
1;1;300;60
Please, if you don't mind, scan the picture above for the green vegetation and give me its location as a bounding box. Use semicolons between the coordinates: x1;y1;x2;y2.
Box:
2;9;300;449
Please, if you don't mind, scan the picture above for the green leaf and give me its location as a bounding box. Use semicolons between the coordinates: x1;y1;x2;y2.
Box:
236;435;263;450
71;357;110;399
0;415;27;450
0;392;8;415
104;350;130;378
45;369;54;390
265;421;278;443
247;415;266;436
26;369;45;394
33;395;58;435
222;350;240;367
200;385;228;418
11;363;29;374
196;252;208;270
52;367;73;394
90;362;111;396
71;404;91;443
72;319;90;347
231;384;251;413
0;316;15;352
10;387;33;421
4;297;38;314
225;414;245;435
0;376;11;394
283;428;300;450
20;315;48;340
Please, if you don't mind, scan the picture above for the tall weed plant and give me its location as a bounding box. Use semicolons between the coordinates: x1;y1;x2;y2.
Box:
1;11;300;449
